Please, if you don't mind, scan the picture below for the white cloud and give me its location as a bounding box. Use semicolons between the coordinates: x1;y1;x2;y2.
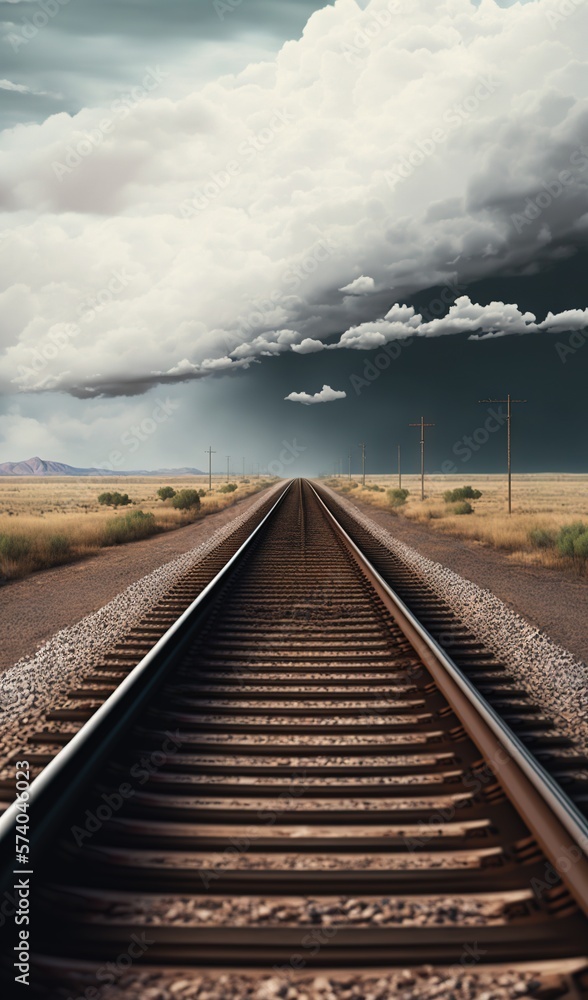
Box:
0;79;60;98
291;338;326;354
328;295;588;348
339;275;377;295
2;0;588;397
285;384;347;405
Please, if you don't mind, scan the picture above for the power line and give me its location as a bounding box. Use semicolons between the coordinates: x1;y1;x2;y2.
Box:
409;417;435;501
479;394;527;514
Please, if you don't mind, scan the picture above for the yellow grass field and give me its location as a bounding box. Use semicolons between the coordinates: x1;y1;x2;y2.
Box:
0;476;275;580
323;474;588;574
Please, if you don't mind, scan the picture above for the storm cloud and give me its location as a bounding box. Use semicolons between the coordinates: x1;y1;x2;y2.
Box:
1;0;588;401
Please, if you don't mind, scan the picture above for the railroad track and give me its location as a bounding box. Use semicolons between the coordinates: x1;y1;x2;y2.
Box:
1;479;588;998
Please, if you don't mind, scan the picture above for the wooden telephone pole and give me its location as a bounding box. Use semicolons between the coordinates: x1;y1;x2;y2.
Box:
479;394;527;513
409;417;435;501
205;446;216;491
397;444;402;490
359;443;366;486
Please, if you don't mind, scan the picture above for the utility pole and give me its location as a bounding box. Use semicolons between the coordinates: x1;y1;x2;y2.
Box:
409;417;435;501
205;446;216;491
479;394;527;514
242;457;245;480
226;456;231;482
348;448;352;481
359;443;366;486
397;444;402;490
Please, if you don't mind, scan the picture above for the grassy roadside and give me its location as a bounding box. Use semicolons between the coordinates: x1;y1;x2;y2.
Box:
323;474;588;576
0;478;276;580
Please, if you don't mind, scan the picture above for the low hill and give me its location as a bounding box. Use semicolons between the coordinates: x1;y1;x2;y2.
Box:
0;457;204;477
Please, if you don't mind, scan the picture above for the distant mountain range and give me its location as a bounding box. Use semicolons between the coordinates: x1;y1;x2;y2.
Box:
0;457;204;477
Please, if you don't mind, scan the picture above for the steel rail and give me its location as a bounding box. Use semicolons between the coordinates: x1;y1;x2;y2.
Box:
0;481;293;887
309;481;588;914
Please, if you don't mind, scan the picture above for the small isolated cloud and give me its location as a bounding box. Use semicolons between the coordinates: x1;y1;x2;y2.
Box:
285;384;347;406
339;276;377;296
291;338;326;354
0;79;60;98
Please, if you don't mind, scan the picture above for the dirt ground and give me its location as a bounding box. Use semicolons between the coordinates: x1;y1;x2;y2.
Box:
336;490;588;667
0;487;272;672
2;480;587;677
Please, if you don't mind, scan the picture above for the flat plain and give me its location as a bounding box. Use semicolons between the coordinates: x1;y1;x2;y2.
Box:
0;476;273;579
325;473;588;574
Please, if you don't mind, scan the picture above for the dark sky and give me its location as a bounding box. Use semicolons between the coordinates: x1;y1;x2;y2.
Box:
214;251;588;476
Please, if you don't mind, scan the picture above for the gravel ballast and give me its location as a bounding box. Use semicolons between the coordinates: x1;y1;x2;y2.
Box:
41;964;585;1000
0;485;282;769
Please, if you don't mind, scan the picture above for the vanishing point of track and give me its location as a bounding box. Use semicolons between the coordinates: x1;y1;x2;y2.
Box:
1;479;588;995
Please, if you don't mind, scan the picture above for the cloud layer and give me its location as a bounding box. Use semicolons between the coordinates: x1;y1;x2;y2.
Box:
305;294;588;349
2;0;588;398
285;384;347;405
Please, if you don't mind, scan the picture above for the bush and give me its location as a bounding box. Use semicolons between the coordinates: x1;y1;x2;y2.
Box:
171;489;201;511
157;486;176;501
529;528;556;550
219;483;238;494
0;534;31;561
388;488;409;507
443;486;482;503
47;534;71;558
450;500;473;515
556;521;588;559
573;532;588;560
198;489;207;497
98;491;131;508
104;510;157;545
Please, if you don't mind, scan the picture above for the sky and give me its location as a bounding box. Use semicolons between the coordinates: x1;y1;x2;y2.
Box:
0;0;587;476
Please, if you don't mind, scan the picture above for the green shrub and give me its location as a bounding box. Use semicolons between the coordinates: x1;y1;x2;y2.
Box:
47;535;71;558
443;486;482;503
450;500;473;515
388;488;409;507
219;483;238;494
557;522;588;557
0;534;31;561
198;489;207;497
98;491;131;508
171;489;201;511
157;486;176;501
573;532;588;560
104;510;157;545
529;528;556;549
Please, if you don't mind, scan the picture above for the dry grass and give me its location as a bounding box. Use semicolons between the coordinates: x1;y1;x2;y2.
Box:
324;474;588;574
0;476;275;580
